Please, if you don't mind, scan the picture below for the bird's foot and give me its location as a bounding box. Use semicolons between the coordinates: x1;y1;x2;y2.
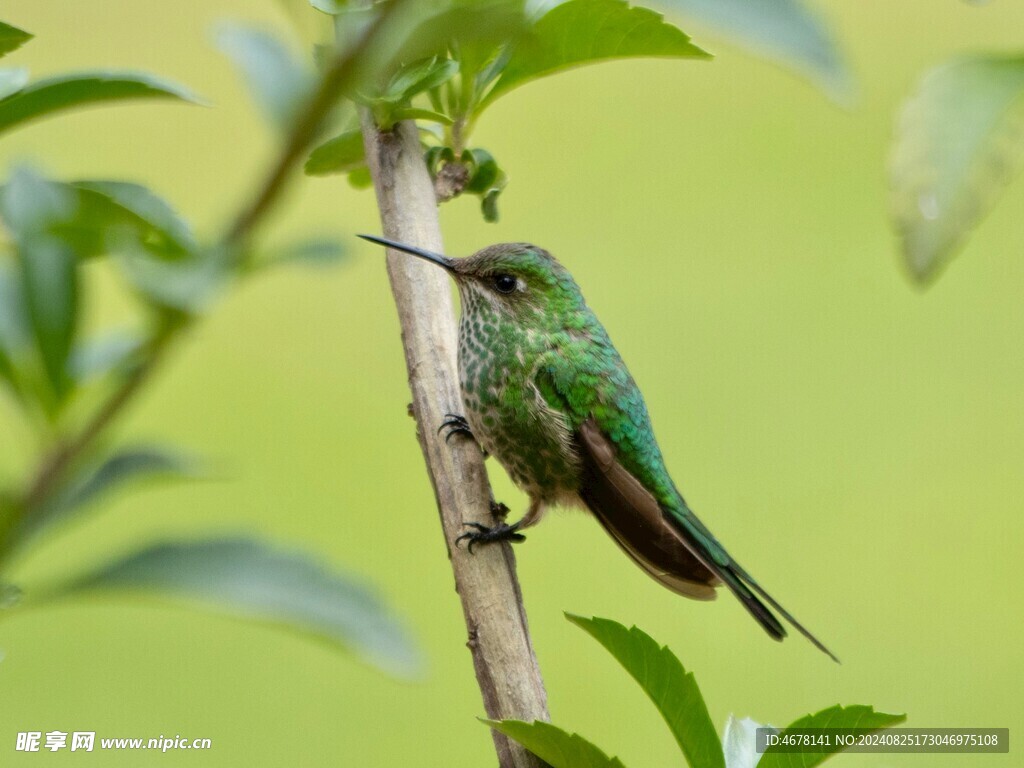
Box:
490;500;510;519
456;520;525;553
438;413;474;443
439;413;490;457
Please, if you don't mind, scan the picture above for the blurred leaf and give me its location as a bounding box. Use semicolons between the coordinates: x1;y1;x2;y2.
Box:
116;249;229;314
72;181;197;256
0;337;13;389
313;42;334;72
0;71;199;137
0;168;82;400
723;716;773;768
1;174;195;260
484;720;627;768
759;705;906;768
567;614;725;768
326;5;380;55
0;165;75;235
216;24;313;131
19;240;78;403
653;0;851;103
346;165;372;188
0;21;32;59
481;0;708;109
0;582;21;609
69;330;144;382
889;54;1024;284
257;238;346;269
57;537;421;677
17;446;197;544
0;66;29;100
0;259;29;361
304;129;365;176
273;0;335;49
309;0;340;11
0;265;26;397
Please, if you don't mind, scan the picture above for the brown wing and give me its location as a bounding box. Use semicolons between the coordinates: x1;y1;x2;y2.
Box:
577;418;721;601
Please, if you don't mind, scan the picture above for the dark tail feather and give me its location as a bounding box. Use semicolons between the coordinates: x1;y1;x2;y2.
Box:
729;559;841;663
673;508;840;663
713;565;786;641
574;418;838;661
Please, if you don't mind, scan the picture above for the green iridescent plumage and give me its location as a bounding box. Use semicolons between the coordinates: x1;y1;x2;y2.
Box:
362;235;836;661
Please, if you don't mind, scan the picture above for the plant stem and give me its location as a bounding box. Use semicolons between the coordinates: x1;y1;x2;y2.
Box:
360;114;551;768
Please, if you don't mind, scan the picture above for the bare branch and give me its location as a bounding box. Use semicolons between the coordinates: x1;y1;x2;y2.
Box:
361;114;550;768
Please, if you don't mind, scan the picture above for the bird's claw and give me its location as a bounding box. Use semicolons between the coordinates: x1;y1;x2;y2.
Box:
456;521;525;553
438;413;473;444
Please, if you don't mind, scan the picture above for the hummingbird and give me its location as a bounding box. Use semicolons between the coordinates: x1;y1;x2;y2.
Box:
361;234;837;661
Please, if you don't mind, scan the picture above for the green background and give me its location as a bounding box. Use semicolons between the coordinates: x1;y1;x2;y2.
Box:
2;1;1022;765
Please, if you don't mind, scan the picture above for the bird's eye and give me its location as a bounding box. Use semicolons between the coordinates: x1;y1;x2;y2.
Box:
493;274;517;294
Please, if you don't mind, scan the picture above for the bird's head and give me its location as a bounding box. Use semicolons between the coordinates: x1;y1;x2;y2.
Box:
360;235;584;323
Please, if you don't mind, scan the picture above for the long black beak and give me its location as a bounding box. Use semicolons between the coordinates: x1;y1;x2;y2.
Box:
358;234;456;271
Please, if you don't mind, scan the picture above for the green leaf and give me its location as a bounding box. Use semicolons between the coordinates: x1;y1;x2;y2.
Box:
0;337;13;392
304;130;365;176
481;0;708;109
425;145;456;176
1;175;196;261
72;181;197;256
0;71;199;137
216;24;313;131
369;56;461;128
0;165;75;235
463;148;499;193
19;239;78;402
57;537;422;677
116;250;229;314
653;0;851;103
481;189;500;221
0;261;29;394
346;165;372;189
69;330;144;382
0;256;29;353
484;720;628;768
567;614;725;768
0;66;29;100
389;106;453;124
889;54;1024;284
723;715;774;768
382;57;458;102
759;705;906;768
0;337;13;390
309;0;345;12
0;21;32;59
16;446;197;544
394;1;528;69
